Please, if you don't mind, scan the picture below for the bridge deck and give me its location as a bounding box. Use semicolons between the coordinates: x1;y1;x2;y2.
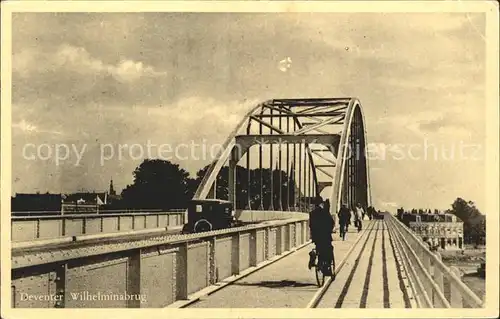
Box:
187;220;411;308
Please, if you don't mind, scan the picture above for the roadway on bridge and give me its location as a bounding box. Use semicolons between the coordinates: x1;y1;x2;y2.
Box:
187;220;411;308
316;219;410;308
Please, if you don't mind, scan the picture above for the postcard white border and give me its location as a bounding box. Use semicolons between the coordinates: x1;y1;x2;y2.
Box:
1;1;498;318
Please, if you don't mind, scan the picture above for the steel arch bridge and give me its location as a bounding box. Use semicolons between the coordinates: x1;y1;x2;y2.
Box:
193;97;371;216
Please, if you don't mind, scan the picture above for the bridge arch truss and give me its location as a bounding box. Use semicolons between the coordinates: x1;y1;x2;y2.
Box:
193;97;371;215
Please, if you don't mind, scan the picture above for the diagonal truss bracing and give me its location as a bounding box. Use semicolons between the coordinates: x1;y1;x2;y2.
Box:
193;97;371;216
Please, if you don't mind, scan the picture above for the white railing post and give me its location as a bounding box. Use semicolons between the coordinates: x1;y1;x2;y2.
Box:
294;222;299;248
209;236;217;284
449;266;463;308
250;229;258;267
286;224;291;251
276;226;283;255
176;242;188;300
302;220;307;244
265;227;270;260
433;252;445;307
231;232;241;275
421;251;434;302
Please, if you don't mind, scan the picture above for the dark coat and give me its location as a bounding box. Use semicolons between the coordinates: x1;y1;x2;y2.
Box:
309;207;334;244
338;206;351;225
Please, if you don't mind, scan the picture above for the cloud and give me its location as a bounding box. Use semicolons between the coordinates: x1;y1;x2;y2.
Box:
418;115;468;133
375;104;484;142
11;96;263;196
12;120;37;133
13;44;170;108
14;43;166;82
12;119;63;136
9;12;487;212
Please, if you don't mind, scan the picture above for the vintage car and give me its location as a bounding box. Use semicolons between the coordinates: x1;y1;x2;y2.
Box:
182;199;243;234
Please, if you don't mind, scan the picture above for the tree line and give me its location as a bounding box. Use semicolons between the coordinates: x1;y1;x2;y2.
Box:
113;159;299;210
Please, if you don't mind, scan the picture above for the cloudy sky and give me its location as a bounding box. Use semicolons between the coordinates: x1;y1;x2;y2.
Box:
11;12;487;212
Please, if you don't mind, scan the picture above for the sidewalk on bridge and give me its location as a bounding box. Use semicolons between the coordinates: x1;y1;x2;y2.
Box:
187;222;372;308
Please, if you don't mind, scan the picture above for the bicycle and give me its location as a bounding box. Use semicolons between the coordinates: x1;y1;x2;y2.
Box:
310;247;336;287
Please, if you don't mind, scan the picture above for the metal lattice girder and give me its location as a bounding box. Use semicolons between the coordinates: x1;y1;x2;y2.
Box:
253;112;345;117
193;97;371;217
232;134;341;161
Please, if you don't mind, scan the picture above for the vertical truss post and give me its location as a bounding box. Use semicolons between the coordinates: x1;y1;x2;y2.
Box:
269;108;274;210
286;115;290;211
355;118;359;207
350;130;354;209
305;144;309;211
229;148;237;209
292;120;297;210
354;118;357;208
246;124;251;209
259;108;264;210
298;142;302;212
306;149;310;211
348;133;351;209
354;116;359;208
278;112;283;211
307;152;313;209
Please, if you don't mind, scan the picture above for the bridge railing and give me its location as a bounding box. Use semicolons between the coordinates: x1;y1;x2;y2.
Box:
11;208;186;216
384;213;484;308
11;211;186;242
11;214;310;308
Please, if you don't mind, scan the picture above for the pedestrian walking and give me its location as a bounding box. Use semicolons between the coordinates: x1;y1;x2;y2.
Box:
354;203;364;232
338;203;351;240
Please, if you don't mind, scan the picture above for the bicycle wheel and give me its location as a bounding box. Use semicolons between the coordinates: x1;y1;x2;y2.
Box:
331;248;336;281
315;261;325;287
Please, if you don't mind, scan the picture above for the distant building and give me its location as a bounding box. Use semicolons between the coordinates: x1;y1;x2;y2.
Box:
62;179;121;213
12;179;121;214
61;191;107;214
106;179;122;204
11;193;62;212
63;192;107;205
400;212;464;250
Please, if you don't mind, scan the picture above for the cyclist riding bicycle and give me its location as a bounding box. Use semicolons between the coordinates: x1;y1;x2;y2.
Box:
308;198;334;276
